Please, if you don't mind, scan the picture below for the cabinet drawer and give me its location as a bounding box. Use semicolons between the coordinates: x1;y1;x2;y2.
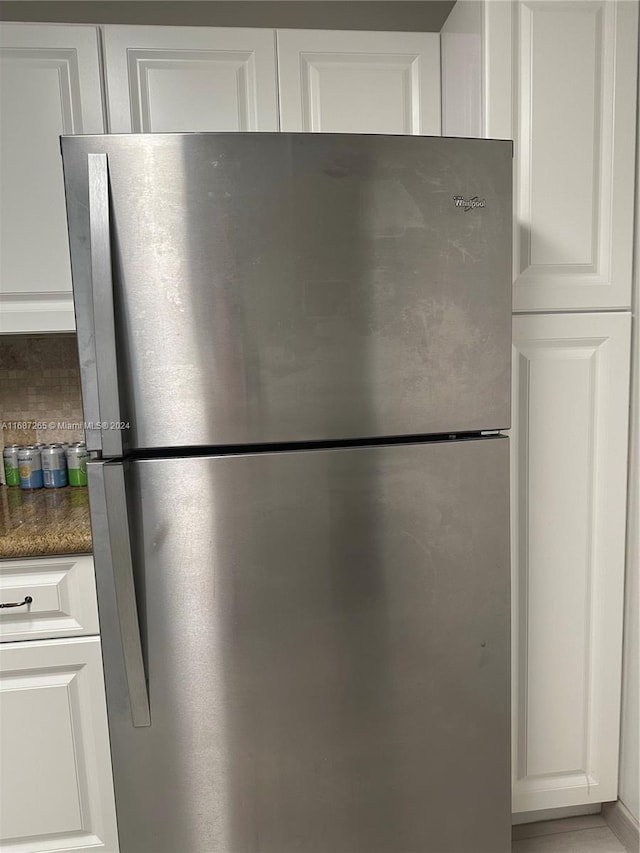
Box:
0;555;99;642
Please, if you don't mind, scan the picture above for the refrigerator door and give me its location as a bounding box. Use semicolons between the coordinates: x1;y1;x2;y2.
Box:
62;133;512;451
90;437;511;853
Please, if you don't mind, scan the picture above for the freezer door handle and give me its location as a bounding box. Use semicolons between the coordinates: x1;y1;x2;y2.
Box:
87;153;123;458
90;461;151;727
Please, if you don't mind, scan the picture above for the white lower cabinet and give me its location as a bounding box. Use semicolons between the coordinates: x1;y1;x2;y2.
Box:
0;631;118;852
510;311;631;812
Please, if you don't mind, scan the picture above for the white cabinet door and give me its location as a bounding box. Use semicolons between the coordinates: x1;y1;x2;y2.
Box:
277;29;440;134
485;0;638;312
0;23;104;333
102;26;278;133
0;637;118;852
510;311;631;813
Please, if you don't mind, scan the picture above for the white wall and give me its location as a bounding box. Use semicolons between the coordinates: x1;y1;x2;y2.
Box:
618;38;640;825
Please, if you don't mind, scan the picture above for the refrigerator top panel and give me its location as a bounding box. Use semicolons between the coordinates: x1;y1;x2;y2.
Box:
61;133;512;452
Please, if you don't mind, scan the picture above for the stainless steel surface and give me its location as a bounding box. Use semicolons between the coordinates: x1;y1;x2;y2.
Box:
68;132;513;852
88;461;150;727
62;133;512;450
87;153;123;457
95;438;511;853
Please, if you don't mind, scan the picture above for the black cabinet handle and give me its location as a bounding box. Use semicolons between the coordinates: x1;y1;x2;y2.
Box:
0;596;33;609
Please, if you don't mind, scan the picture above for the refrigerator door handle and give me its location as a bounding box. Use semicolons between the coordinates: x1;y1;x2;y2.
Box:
91;461;151;727
88;152;123;458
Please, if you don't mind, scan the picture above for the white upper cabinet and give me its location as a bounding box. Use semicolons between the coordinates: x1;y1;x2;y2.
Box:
510;311;631;812
102;26;279;132
0;23;104;333
499;0;637;312
277;29;441;134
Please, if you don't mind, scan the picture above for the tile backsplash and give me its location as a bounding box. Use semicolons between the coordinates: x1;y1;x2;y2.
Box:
0;335;84;482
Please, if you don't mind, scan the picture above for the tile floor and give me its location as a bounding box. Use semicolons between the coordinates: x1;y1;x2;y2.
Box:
512;815;629;852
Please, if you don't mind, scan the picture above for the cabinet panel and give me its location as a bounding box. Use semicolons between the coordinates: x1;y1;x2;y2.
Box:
102;26;278;133
440;0;482;138
0;556;99;643
277;29;440;134
0;24;104;333
511;1;637;311
2;668;83;839
510;312;631;811
482;0;512;140
0;637;118;852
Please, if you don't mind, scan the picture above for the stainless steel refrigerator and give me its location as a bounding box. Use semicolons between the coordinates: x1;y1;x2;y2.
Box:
61;132;512;853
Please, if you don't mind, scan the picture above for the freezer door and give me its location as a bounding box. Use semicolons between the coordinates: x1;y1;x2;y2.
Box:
91;438;510;853
62;133;512;451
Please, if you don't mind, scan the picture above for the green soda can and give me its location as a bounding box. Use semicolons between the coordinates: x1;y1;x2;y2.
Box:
66;442;89;487
3;445;21;486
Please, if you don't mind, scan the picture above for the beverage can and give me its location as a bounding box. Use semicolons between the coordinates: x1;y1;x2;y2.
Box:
3;444;21;487
42;444;68;488
66;442;88;487
17;446;44;490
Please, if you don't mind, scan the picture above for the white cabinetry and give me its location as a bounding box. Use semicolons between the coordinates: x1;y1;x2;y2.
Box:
510;312;631;812
0;24;104;333
102;26;279;132
277;29;441;134
488;0;638;312
450;0;637;813
0;557;118;852
0;555;99;643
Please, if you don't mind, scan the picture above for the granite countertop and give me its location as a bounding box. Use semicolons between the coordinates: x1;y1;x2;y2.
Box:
0;485;92;559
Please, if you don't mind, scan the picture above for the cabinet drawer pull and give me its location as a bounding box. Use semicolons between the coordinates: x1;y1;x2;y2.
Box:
0;596;33;609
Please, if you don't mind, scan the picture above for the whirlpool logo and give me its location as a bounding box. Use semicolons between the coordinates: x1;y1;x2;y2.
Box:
453;195;486;211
